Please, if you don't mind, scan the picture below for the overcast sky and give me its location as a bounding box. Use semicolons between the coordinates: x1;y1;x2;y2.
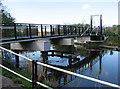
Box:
2;0;119;26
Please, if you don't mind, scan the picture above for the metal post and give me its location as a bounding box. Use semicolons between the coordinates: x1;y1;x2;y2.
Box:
29;24;32;38
82;26;84;33
32;60;35;89
35;60;38;87
63;25;65;35
41;24;43;37
70;26;72;35
68;26;69;35
36;26;38;36
52;51;54;57
100;15;102;36
78;27;80;35
65;25;67;35
75;26;77;35
61;52;63;58
63;25;66;35
14;23;17;39
53;27;55;35
90;16;93;32
58;25;60;35
45;26;47;36
50;25;53;36
69;55;72;66
26;26;29;37
14;50;19;68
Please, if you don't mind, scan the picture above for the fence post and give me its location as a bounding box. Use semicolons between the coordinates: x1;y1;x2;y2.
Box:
14;23;17;39
32;60;35;89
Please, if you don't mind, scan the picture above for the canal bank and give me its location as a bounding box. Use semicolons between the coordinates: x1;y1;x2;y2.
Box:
75;36;119;50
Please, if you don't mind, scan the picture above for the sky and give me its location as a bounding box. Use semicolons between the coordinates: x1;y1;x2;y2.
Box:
2;0;119;26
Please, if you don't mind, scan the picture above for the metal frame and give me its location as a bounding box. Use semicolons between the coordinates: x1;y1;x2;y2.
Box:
90;14;102;35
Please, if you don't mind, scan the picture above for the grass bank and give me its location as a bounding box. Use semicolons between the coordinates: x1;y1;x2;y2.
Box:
76;36;119;49
1;59;51;89
103;36;119;46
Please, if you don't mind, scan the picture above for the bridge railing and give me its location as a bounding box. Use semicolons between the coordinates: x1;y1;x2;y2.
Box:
1;23;93;41
2;23;38;40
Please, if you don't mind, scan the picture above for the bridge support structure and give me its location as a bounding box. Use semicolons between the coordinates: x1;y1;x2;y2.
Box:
10;40;51;51
76;37;90;43
51;38;74;45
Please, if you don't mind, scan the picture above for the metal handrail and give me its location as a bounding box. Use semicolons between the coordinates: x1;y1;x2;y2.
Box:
0;46;119;88
0;64;52;89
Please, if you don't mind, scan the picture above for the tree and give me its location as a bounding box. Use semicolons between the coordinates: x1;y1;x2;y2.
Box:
0;1;15;23
0;1;16;37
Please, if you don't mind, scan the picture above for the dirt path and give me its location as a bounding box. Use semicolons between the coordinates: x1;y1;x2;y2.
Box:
0;75;25;89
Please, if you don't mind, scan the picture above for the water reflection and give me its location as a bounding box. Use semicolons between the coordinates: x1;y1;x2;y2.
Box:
0;45;118;88
39;50;106;87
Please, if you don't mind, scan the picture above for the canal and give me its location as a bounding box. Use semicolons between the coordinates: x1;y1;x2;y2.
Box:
1;44;119;88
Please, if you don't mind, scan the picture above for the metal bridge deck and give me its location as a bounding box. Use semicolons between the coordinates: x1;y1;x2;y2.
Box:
0;34;81;44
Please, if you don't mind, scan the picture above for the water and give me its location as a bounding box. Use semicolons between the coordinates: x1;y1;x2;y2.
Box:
1;45;119;88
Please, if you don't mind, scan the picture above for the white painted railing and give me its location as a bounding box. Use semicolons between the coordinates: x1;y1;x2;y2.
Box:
0;64;52;89
0;46;120;89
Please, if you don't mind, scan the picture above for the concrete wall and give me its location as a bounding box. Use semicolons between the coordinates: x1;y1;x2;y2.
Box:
51;38;74;45
76;37;90;43
10;40;50;51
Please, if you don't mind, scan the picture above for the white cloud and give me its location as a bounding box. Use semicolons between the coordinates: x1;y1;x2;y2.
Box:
82;4;90;9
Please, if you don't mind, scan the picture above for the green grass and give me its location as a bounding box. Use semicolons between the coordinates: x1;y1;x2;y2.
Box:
75;42;84;45
2;68;33;88
75;36;119;49
1;58;52;89
85;43;101;49
103;36;119;46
